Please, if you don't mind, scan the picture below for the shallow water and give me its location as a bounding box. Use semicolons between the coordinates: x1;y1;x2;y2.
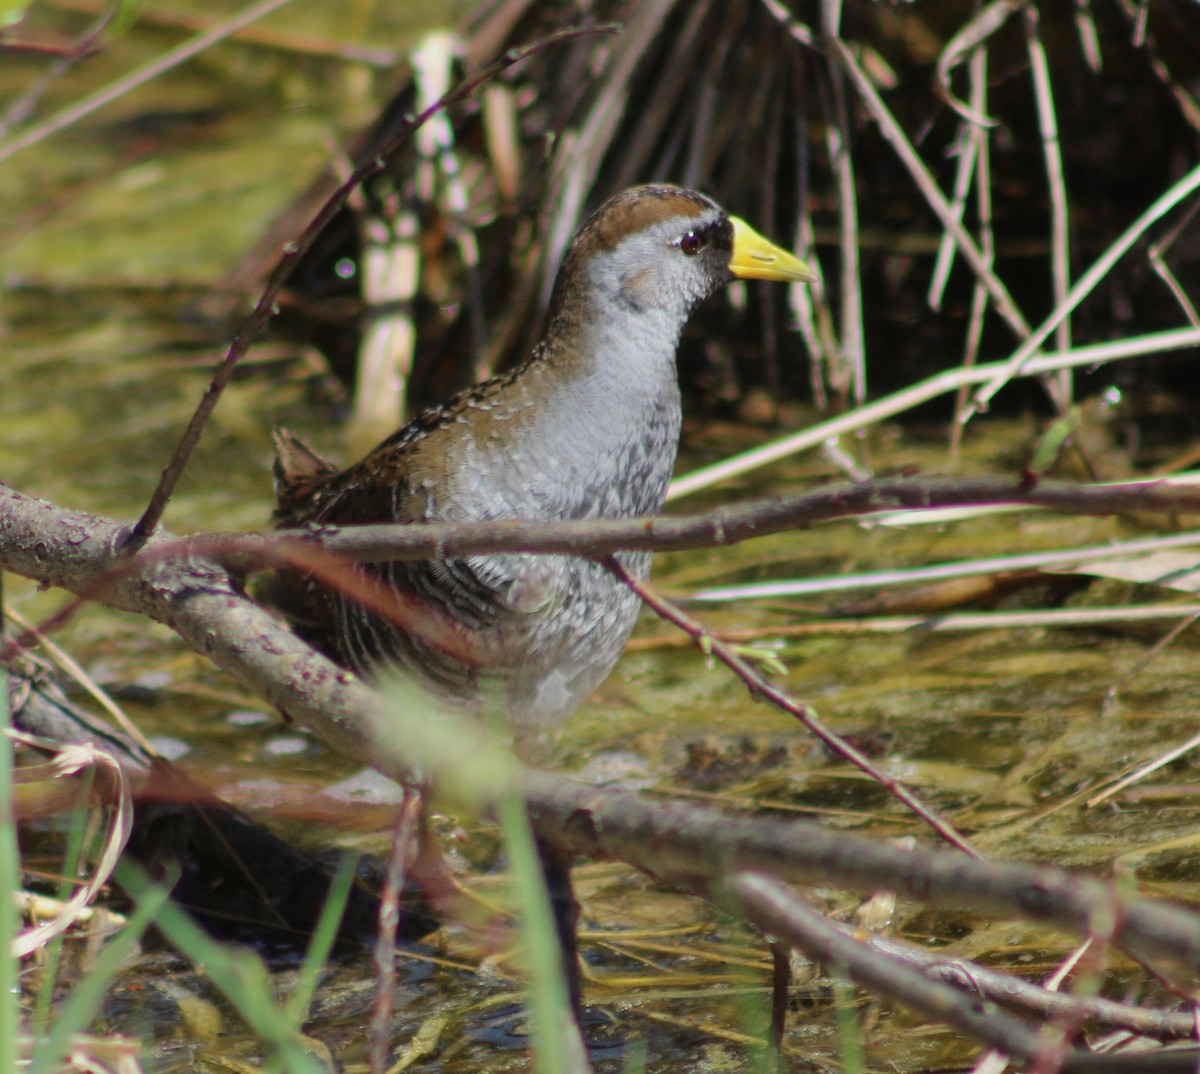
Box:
5;4;1200;1070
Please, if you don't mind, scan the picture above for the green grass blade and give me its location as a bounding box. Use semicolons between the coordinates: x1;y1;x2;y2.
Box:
0;669;19;1074
32;874;171;1074
285;849;359;1026
497;791;581;1074
116;860;326;1074
832;972;865;1074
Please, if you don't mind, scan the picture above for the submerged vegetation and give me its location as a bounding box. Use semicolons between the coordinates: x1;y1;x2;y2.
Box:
3;0;1200;1071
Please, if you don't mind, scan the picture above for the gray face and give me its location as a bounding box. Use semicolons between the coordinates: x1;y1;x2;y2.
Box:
583;208;735;318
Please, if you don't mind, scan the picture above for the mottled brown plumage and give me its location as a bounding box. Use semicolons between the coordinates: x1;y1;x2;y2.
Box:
271;185;813;731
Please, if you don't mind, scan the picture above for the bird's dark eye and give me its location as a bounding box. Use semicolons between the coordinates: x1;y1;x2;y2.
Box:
678;229;705;256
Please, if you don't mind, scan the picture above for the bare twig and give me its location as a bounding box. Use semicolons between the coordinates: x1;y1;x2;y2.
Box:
1098;609;1200;720
122;475;1200;577
0;0;297;165
125;25;617;549
764;902;1197;1038
731;872;1048;1060
928;109;980;313
370;789;422;1074
1147;198;1200;328
146;475;1200;577
0;4;115;137
7;484;1200;977
603;556;980;856
1087;722;1200;810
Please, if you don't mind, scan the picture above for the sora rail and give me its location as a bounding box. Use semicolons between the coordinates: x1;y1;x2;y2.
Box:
271;185;814;733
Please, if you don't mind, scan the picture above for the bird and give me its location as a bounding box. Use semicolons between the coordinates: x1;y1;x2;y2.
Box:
270;185;814;738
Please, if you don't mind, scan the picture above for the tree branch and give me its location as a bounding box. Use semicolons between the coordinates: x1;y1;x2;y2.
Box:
171;474;1200;574
4;477;1200;981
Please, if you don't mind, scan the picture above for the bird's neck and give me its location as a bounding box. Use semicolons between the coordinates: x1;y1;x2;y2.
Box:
541;269;685;389
547;286;683;412
511;297;685;518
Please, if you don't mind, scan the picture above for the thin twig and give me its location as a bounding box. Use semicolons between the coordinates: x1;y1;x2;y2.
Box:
0;0;297;165
130;474;1200;584
370;789;422;1074
927;111;979;313
732;872;1049;1060
1147;198;1200;328
1099;609;1200;721
1087;725;1200;810
603;557;980;857
175;474;1200;574
773;907;1195;1038
124;25;616;548
0;4;115;137
933;0;1019;126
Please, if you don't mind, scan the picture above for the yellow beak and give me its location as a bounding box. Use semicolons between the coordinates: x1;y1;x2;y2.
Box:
729;216;817;283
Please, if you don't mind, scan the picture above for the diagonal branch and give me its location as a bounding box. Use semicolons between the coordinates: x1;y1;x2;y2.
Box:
126;25;617;547
602;555;980;856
